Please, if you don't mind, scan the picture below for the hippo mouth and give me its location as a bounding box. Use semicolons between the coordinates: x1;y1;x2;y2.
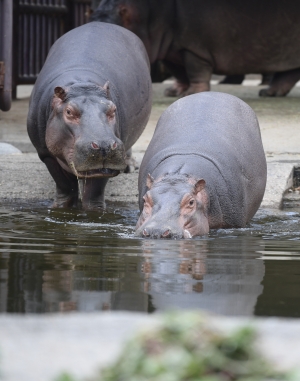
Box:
77;168;120;178
56;158;122;178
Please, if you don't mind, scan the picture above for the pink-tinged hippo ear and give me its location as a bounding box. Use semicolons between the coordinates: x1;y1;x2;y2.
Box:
194;179;206;194
146;173;154;189
118;4;132;28
103;81;111;99
54;86;67;101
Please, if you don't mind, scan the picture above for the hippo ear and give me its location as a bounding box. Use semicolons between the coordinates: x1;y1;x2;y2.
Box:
103;81;111;99
118;4;132;28
194;179;206;194
146;173;154;189
54;86;67;101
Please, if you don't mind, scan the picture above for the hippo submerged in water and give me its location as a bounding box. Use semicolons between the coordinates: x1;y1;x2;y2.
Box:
136;92;267;239
27;22;152;210
92;0;300;97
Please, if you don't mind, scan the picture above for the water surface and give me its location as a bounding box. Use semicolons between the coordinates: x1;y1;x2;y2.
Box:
1;203;300;316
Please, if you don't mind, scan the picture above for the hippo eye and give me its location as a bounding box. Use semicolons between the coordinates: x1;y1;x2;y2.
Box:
143;197;152;215
107;105;116;121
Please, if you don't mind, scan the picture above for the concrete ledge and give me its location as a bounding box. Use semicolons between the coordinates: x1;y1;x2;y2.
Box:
0;153;139;206
0;312;300;381
2;83;300;210
0;152;296;212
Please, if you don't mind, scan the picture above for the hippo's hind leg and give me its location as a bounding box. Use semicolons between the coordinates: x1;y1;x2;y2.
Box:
43;157;78;208
259;68;300;97
260;73;273;86
163;51;213;96
176;50;213;97
163;61;190;97
81;177;109;210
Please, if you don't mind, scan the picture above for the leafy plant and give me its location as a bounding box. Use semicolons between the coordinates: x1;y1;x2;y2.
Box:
55;312;299;381
100;312;290;381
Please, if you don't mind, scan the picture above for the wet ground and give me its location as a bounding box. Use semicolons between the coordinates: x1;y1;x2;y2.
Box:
1;202;300;317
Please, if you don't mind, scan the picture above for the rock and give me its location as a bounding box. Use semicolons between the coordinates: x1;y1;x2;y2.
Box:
0;142;22;155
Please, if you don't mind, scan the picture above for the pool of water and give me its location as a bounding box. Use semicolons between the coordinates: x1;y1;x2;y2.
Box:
1;203;300;316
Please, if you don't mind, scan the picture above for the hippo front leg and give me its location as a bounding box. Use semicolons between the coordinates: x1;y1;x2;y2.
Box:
181;50;213;96
43;157;78;208
259;68;300;97
81;177;109;210
163;61;190;97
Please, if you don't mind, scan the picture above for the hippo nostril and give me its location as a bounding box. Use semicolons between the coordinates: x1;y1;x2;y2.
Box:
91;142;99;149
162;229;172;238
111;141;118;150
143;229;150;237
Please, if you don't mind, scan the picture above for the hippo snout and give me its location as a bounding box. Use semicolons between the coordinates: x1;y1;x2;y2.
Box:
136;225;186;239
90;139;120;153
73;137;126;173
78;138;123;156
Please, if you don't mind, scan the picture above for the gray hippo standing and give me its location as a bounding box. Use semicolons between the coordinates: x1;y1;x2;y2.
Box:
136;92;267;239
27;22;152;209
92;0;300;97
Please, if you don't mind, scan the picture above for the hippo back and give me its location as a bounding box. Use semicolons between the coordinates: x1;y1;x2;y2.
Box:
27;22;152;157
139;92;267;227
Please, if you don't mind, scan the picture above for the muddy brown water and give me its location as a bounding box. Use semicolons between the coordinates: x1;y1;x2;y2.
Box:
1;202;300;316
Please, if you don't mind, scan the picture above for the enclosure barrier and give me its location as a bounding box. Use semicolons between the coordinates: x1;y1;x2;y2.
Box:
0;0;92;111
0;0;13;111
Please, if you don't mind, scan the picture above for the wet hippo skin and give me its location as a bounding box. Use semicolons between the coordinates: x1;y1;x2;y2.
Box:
92;0;300;97
136;92;267;239
27;22;152;210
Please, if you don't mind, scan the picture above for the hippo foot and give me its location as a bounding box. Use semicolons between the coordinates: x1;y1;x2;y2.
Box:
259;87;288;97
124;155;139;173
52;195;78;208
164;82;189;97
180;82;210;97
81;201;106;211
259;88;274;97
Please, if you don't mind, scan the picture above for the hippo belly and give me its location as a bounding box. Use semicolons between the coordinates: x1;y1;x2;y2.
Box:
136;92;267;239
27;22;152;210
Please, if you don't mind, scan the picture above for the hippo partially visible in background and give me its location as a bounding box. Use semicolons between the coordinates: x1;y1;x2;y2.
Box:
27;22;152;210
92;0;300;97
136;92;267;239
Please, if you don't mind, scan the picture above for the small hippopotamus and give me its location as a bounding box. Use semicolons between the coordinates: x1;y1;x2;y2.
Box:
92;0;300;97
27;22;152;210
136;92;267;239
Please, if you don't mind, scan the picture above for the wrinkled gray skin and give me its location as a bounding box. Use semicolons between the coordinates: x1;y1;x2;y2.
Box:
136;92;267;239
27;22;152;210
92;0;300;97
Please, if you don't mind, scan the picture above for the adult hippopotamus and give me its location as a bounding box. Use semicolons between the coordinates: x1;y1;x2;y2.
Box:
27;22;152;209
135;92;267;239
92;0;300;97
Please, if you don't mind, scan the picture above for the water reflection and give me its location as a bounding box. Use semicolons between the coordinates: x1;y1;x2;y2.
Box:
141;239;264;315
0;205;300;316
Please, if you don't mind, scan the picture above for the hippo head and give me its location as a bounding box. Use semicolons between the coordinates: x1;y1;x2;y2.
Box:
91;0;148;28
135;174;210;239
45;82;126;179
91;1;151;57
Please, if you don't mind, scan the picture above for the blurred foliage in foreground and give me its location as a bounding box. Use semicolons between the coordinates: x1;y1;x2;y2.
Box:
55;312;298;381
